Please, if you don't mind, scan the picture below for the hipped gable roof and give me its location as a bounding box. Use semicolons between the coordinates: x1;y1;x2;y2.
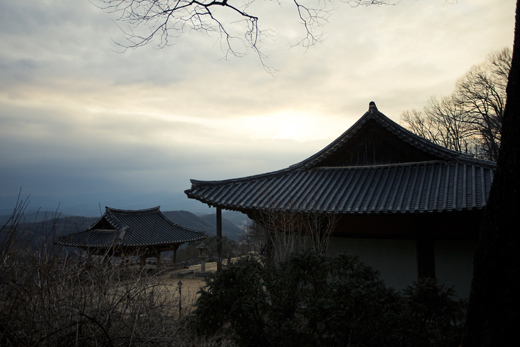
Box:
185;102;496;214
54;206;206;249
293;102;489;169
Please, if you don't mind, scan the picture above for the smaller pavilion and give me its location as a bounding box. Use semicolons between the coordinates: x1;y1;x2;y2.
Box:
54;206;206;266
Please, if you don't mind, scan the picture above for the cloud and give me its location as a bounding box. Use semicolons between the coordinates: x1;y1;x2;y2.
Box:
0;96;319;197
0;0;516;208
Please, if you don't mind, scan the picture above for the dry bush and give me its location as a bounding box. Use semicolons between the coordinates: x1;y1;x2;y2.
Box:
0;198;204;346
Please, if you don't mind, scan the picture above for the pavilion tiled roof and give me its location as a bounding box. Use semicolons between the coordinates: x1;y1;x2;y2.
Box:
185;102;496;214
54;206;206;248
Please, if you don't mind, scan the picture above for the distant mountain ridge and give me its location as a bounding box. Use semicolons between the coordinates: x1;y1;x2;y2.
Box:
162;211;245;240
0;191;216;217
1;209;248;241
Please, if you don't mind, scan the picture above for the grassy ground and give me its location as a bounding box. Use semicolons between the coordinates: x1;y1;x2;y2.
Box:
153;259;230;314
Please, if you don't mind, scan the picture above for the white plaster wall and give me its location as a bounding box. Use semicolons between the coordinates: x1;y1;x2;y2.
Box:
435;240;478;299
328;237;417;291
328;237;477;298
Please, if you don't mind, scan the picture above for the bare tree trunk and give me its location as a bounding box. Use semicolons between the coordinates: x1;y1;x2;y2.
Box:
461;1;520;344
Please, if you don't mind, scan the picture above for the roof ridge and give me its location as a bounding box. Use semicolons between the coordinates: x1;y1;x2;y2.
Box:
104;208;126;231
312;159;496;170
295;101;480;169
106;206;161;214
155;209;206;236
313;160;445;170
367;104;474;160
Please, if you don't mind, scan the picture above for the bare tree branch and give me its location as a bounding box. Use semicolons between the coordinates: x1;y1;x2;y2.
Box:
250;204;338;263
454;48;511;160
401;48;511;161
93;0;397;69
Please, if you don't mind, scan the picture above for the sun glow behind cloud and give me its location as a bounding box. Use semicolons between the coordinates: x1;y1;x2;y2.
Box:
0;0;516;210
232;112;350;142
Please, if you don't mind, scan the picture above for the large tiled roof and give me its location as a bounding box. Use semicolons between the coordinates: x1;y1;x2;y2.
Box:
185;102;496;214
54;206;206;248
187;161;494;214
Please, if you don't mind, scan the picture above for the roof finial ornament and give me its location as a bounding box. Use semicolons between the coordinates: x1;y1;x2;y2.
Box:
369;101;377;114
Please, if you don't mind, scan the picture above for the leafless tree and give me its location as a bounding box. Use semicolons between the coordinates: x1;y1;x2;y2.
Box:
249;207;338;263
454;47;511;161
94;0;395;69
401;96;478;155
401;48;511;161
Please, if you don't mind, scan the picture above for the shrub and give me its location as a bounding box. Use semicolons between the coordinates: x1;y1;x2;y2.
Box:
191;251;401;347
191;251;467;347
0;202;193;346
400;278;467;347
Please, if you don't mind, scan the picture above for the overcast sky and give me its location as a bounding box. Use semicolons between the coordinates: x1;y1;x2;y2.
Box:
0;0;515;212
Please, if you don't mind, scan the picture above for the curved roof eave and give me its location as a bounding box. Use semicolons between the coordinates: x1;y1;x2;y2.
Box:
186;102;495;192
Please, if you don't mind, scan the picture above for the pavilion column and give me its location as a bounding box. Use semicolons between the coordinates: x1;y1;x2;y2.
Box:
140;255;146;268
416;237;436;279
155;249;161;268
216;207;222;272
172;244;179;264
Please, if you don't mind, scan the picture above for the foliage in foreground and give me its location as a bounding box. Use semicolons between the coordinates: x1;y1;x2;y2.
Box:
192;251;467;347
0;204;194;346
1;200;466;346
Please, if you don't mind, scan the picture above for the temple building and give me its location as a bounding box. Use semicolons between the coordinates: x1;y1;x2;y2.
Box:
54;206;206;266
185;102;495;297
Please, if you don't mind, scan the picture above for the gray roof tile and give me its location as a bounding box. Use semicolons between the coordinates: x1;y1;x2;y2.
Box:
55;206;206;248
185;102;496;214
187;162;494;214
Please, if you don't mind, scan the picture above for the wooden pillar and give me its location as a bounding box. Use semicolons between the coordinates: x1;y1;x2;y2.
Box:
217;207;222;272
155;249;161;268
416;238;436;279
172;244;179;264
140;255;146;268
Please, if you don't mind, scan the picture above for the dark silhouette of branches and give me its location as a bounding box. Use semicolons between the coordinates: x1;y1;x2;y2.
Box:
401;48;511;161
249;206;338;263
454;48;511;161
401;96;478;156
95;0;395;69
